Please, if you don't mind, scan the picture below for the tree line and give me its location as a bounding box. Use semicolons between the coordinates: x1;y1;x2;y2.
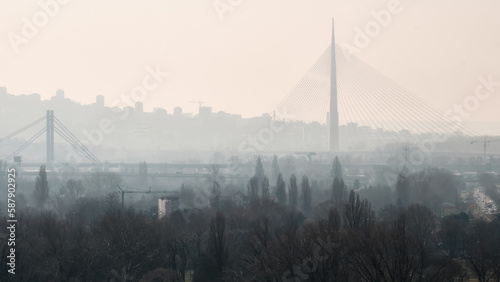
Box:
1;156;499;281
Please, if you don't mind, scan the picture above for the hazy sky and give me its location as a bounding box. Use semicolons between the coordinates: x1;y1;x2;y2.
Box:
1;0;499;132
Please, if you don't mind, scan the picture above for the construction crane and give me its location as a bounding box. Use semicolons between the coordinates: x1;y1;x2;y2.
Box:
189;100;205;112
470;136;500;165
116;185;178;207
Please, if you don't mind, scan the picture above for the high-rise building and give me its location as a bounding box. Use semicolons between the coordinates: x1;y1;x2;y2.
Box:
56;89;65;99
135;101;143;113
173;107;182;117
96;95;105;107
158;196;180;219
199;106;212;118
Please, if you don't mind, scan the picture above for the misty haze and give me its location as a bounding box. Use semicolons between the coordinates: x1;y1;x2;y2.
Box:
1;1;500;281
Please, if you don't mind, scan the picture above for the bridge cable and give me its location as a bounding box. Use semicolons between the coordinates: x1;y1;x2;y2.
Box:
53;127;100;164
0;116;45;143
53;120;99;162
53;117;101;164
274;46;331;121
345;51;454;135
338;54;394;146
340;50;429;136
337;51;405;144
5;127;46;160
53;121;101;164
346;48;477;136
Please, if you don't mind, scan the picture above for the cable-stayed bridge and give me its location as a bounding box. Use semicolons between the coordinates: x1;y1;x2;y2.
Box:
0;110;101;165
275;43;476;132
273;42;476;150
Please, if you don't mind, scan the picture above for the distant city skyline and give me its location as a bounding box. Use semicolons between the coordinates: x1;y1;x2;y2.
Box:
1;1;499;134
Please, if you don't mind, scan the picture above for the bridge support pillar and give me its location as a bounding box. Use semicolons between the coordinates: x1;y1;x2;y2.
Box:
329;19;339;152
46;110;54;163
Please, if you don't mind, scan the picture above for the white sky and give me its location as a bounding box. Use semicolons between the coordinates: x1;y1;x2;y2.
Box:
1;0;499;132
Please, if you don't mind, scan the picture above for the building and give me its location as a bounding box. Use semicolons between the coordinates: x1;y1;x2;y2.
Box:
56;89;65;99
199;106;212;118
173;107;182;117
158;196;180;219
347;123;358;135
135;102;143;113
124;106;134;115
154;107;167;115
96;95;105;107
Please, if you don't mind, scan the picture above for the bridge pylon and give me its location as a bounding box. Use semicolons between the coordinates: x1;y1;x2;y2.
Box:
329;19;339;152
46;110;54;163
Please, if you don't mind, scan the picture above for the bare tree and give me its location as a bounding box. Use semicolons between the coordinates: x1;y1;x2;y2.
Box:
49;192;67;218
463;220;497;282
343;190;374;230
276;173;286;206
254;155;265;191
261;175;270;199
85;171;122;196
282;155;296;179
406;204;437;281
62;179;86;203
207;164;224;210
33;165;49;209
300;176;312;215
396;172;410;208
208;211;228;278
353;178;360;191
438;213;468;258
271;155;280;186
247;175;259;202
332;177;346;206
289;174;298;209
138;161;148;185
331;156;346;206
331;155;342;179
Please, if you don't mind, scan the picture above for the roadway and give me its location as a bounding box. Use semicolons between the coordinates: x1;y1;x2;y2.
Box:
473;187;499;221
